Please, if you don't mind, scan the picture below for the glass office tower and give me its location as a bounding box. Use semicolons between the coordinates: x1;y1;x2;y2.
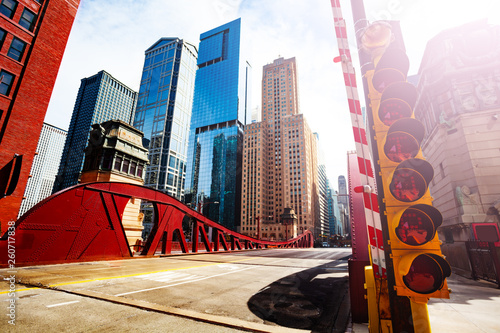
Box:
185;18;251;231
53;70;137;192
133;38;197;200
19;123;67;217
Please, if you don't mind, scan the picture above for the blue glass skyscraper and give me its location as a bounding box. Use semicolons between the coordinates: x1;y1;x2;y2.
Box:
133;38;197;200
53;70;137;192
185;18;251;230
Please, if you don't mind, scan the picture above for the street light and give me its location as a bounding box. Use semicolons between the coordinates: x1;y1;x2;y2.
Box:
280;208;298;241
250;215;273;240
197;201;219;216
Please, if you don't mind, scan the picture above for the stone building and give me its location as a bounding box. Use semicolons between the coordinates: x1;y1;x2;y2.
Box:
80;120;149;252
414;20;500;275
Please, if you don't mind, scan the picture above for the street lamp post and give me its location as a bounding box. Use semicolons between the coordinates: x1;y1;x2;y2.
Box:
280;208;298;241
251;215;273;240
195;201;219;243
197;201;219;216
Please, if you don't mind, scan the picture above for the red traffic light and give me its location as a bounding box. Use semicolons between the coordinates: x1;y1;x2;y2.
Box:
378;82;418;126
389;159;433;202
395;204;442;246
384;118;425;163
402;253;451;294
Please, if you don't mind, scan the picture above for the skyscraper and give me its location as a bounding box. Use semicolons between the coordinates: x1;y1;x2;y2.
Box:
0;0;80;229
316;133;329;241
53;70;137;192
18;123;67;217
133;38;197;200
241;57;320;240
338;175;348;209
337;174;349;236
326;179;338;236
185;18;251;230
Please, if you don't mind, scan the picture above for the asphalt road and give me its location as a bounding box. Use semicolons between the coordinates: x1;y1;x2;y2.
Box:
0;247;352;332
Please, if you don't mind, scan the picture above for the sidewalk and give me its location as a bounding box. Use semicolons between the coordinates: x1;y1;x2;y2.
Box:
350;273;500;333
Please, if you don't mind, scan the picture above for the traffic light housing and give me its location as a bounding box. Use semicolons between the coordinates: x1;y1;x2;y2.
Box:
365;33;451;302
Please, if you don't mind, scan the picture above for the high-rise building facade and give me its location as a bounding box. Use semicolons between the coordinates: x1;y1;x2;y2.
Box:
133;38;197;200
0;0;80;229
317;152;329;240
338;175;348;209
326;179;338;236
53;70;137;192
185;18;251;230
18;123;67;217
241;57;320;240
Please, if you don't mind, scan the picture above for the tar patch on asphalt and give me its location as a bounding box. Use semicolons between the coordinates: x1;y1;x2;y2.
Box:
247;261;350;332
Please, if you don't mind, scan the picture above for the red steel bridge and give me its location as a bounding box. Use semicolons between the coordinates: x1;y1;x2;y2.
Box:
0;182;313;267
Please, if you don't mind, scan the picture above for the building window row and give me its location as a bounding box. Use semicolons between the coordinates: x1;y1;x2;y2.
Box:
0;69;14;95
1;0;37;31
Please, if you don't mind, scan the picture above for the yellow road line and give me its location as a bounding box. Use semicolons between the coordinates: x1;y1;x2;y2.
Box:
0;256;259;294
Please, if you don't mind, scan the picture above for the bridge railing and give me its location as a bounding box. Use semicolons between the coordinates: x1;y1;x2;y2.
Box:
0;182;313;267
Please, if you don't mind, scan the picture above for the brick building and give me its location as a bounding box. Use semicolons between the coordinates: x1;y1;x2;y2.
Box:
0;0;80;231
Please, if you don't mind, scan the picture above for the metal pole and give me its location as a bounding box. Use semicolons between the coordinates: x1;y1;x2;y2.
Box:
256;216;260;240
350;0;414;331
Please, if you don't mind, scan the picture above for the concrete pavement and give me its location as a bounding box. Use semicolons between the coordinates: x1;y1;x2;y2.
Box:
0;249;352;332
350;273;500;333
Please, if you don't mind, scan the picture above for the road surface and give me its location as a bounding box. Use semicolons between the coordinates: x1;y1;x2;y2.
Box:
0;247;352;332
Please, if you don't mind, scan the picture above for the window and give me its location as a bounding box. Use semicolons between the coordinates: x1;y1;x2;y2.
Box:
0;70;14;95
121;159;129;173
0;28;5;49
19;8;36;31
113;156;122;171
0;0;17;19
130;161;137;176
137;164;143;178
7;37;26;61
102;153;113;170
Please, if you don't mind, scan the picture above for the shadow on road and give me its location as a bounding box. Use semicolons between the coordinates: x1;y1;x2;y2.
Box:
247;259;350;332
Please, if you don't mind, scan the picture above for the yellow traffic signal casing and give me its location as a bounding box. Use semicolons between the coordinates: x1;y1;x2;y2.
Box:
367;42;451;302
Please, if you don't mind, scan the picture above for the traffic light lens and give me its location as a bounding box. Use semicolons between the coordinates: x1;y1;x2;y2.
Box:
390;168;427;202
379;98;412;126
403;254;446;294
372;68;406;93
384;131;419;163
396;208;435;245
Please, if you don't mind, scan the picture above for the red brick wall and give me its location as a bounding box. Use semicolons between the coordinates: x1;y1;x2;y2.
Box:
0;0;80;232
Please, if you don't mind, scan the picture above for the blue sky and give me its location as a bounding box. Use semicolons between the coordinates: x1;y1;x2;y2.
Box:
45;0;500;189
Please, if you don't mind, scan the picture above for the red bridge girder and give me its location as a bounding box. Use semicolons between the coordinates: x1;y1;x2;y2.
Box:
0;182;313;267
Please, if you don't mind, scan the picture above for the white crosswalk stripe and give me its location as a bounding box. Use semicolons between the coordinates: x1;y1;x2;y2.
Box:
134;271;200;283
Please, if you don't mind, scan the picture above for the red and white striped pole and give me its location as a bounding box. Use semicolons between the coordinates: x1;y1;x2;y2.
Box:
330;0;386;278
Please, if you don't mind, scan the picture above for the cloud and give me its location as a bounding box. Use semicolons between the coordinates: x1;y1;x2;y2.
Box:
46;0;355;187
47;0;500;189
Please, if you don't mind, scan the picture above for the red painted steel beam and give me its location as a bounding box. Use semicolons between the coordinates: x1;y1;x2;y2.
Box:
0;182;314;267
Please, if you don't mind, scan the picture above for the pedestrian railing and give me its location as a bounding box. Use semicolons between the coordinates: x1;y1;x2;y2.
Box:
465;240;500;288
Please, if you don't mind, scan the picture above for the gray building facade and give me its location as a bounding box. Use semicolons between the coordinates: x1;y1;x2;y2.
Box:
53;70;137;192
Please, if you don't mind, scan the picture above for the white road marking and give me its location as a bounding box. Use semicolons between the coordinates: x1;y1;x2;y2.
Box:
135;271;200;283
46;300;80;308
217;264;241;270
115;266;256;297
